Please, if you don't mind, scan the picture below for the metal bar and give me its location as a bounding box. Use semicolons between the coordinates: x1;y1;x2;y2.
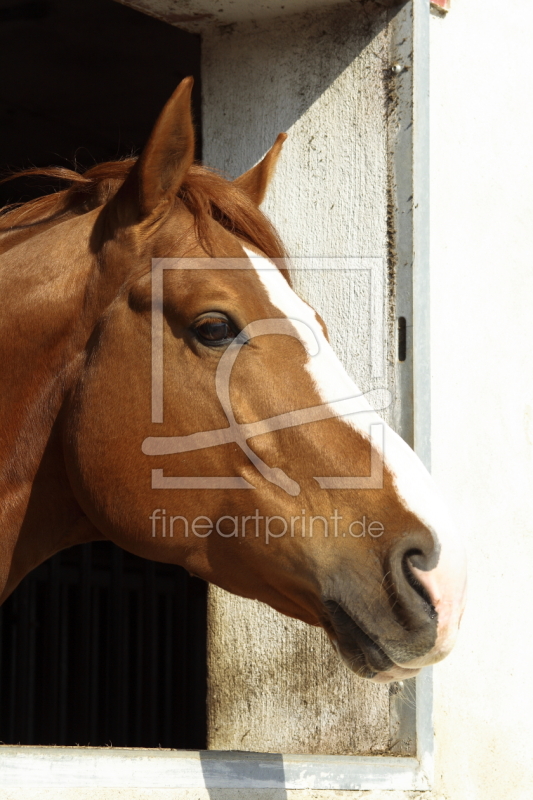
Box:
47;556;60;744
26;579;37;744
144;561;157;746
163;591;173;746
133;586;143;746
7;599;17;743
90;577;101;744
412;0;434;781
412;0;432;472
58;582;69;743
110;546;124;745
0;747;431;790
78;543;92;743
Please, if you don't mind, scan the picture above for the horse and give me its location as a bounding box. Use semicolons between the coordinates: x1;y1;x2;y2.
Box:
0;77;466;683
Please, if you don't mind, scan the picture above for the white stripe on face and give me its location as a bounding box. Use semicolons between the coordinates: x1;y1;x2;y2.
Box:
244;248;466;667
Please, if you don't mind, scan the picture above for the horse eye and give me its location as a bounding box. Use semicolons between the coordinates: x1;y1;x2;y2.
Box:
193;316;236;346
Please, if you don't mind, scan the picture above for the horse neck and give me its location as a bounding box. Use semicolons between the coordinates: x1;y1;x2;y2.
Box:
0;207;132;433
0;210;75;256
0;211;117;594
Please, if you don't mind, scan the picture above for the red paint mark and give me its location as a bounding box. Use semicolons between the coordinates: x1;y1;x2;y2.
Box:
431;0;450;10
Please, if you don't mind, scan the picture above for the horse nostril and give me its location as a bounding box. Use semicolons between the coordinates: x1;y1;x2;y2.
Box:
403;550;437;620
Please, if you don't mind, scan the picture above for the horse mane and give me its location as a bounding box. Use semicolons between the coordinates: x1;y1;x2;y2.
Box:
0;158;287;260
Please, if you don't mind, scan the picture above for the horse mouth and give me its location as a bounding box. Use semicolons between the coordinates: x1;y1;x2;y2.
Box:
322;601;421;683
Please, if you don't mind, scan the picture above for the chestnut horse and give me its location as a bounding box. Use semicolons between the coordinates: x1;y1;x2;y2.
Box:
0;78;466;683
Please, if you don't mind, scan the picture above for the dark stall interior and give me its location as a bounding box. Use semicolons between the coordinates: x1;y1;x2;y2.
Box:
0;0;207;748
0;0;202;204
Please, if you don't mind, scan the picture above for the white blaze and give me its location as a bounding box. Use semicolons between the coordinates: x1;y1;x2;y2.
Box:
244;248;467;668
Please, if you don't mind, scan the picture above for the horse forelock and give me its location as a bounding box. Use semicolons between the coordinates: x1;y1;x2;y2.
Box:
0;159;287;264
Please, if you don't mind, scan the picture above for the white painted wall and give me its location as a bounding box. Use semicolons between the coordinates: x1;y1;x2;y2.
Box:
427;1;533;798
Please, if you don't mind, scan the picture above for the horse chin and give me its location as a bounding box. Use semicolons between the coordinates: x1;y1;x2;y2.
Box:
331;637;421;684
368;665;421;684
323;600;432;683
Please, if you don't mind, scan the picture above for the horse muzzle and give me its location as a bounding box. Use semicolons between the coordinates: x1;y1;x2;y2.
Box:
323;532;467;682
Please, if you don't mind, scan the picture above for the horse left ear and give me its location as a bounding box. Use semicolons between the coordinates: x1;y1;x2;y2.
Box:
125;77;196;220
234;133;287;206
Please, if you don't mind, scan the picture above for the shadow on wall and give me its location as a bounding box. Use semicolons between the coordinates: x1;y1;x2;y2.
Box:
199;751;287;800
202;1;390;176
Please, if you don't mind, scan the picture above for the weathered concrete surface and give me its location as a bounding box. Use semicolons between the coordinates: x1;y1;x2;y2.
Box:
202;3;398;755
207;594;390;754
116;0;403;31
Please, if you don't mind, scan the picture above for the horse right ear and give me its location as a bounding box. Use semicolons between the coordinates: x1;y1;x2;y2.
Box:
234;133;287;206
117;78;196;222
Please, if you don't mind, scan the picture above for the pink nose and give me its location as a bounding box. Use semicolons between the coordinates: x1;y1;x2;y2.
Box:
399;538;467;668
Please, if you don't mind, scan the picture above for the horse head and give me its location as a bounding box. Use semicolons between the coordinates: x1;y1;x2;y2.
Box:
2;78;466;682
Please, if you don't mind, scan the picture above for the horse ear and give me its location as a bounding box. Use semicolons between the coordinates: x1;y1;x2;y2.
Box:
234;133;287;206
133;77;195;218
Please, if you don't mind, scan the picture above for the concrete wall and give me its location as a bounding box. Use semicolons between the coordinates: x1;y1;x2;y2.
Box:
201;2;405;757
